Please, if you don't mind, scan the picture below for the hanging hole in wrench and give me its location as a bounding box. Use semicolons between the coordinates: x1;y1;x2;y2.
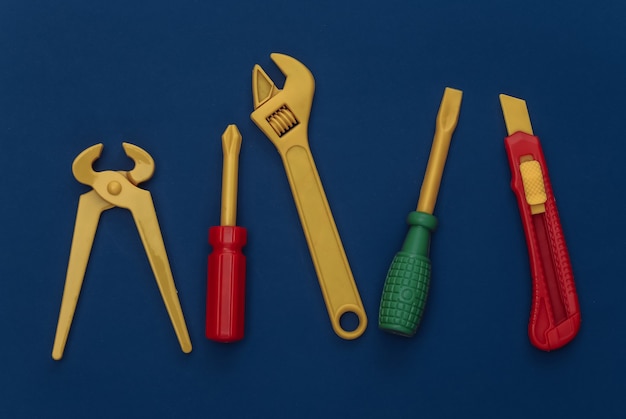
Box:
339;311;360;332
334;304;367;339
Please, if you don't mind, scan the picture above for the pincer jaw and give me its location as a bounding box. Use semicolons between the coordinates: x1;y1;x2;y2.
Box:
72;143;155;187
123;142;155;185
72;143;103;187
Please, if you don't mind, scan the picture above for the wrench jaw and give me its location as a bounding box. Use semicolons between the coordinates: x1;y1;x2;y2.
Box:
252;64;280;110
271;53;315;101
251;53;315;150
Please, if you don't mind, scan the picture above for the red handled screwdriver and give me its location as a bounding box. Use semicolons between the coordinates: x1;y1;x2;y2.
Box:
206;124;247;342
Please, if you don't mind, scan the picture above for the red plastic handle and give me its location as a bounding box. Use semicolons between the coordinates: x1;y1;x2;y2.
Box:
505;131;581;351
206;225;247;343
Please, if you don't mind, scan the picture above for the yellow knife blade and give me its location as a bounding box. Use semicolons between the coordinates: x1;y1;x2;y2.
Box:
499;94;534;136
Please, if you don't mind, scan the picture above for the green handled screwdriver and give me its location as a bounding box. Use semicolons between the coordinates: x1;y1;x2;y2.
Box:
378;87;463;336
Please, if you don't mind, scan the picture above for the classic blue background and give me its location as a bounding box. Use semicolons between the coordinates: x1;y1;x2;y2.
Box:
1;1;625;418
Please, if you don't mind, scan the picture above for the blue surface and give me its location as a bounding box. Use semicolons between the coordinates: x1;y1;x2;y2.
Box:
1;1;625;417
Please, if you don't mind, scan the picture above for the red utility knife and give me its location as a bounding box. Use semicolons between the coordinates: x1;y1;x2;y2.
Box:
500;94;581;351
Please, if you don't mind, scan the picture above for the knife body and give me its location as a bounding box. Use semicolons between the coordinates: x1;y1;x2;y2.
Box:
500;94;581;351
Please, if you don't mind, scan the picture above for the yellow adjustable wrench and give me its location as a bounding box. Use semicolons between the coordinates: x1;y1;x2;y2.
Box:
250;53;367;339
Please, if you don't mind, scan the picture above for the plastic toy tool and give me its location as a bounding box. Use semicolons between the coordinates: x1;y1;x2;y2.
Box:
206;125;247;343
52;143;192;360
250;53;367;339
500;94;581;351
379;87;463;337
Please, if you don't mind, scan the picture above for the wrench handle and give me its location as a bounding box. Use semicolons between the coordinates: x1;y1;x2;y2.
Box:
280;144;367;339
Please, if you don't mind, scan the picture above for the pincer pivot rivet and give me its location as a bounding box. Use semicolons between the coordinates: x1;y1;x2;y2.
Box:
107;181;122;195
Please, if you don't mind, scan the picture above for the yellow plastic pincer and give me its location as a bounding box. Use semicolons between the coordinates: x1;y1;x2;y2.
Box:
52;143;192;360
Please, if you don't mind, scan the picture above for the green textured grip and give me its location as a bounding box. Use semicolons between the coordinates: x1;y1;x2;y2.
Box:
378;211;438;336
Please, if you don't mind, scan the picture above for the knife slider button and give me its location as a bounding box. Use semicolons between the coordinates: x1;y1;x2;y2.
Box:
519;156;547;215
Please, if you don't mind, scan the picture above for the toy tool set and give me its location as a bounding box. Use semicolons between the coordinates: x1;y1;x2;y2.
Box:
52;53;581;360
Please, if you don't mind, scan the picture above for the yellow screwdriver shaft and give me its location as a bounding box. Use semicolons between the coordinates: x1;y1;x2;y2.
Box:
220;125;242;226
417;88;464;214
